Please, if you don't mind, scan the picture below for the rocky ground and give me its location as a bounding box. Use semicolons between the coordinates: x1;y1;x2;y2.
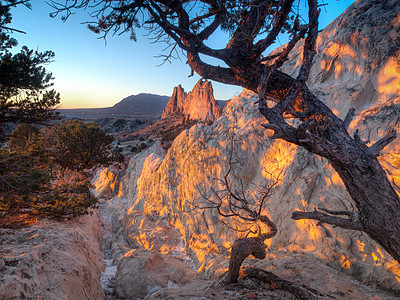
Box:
0;213;105;299
98;199;117;299
0;198;398;299
92;192;399;300
95;118;150;134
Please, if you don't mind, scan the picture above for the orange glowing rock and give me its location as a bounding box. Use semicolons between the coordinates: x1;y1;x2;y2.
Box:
93;0;400;292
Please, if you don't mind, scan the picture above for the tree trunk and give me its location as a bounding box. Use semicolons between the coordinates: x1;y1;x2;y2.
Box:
226;237;266;284
245;268;324;300
330;151;400;262
189;46;400;264
262;72;400;263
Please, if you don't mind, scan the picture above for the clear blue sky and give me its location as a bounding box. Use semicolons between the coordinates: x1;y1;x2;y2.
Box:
10;0;355;108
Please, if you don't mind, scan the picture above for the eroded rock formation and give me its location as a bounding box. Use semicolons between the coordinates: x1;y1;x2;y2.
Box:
161;85;187;118
161;79;221;124
0;214;105;300
94;0;400;297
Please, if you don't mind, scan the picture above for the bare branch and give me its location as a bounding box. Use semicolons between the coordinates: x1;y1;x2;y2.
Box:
368;129;397;157
258;215;277;240
144;2;192;52
197;14;220;41
319;207;359;219
0;26;26;34
261;122;291;140
1;0;30;9
343;107;355;131
186;51;238;85
296;0;319;84
198;137;278;241
292;208;364;231
254;0;296;55
353;129;369;145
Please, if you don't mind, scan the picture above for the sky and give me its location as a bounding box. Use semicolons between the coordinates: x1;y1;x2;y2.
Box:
10;0;355;109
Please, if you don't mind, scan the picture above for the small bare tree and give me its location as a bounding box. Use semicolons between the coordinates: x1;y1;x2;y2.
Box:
197;139;323;299
204;139;277;283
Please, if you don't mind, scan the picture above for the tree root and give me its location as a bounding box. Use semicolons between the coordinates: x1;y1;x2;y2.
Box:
245;267;326;300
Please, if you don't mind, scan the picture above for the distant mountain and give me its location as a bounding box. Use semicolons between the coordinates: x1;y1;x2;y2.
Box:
112;93;169;113
60;91;229;122
60;93;170;121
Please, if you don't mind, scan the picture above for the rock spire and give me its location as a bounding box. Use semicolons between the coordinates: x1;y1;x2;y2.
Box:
161;79;221;123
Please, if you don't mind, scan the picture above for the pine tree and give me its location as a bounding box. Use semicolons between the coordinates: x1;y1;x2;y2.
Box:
0;2;120;219
0;0;60;140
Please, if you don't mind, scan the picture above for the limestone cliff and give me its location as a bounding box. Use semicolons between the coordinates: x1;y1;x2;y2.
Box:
161;79;221;123
94;0;400;296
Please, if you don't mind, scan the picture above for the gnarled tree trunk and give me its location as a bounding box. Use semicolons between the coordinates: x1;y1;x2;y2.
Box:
226;237;267;284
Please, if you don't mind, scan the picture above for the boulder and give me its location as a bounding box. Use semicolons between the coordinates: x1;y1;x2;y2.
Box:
147;280;225;300
115;249;196;299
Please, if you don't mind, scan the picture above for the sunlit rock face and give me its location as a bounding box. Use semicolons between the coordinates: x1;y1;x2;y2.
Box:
161;79;221;123
281;0;400;195
282;0;400;122
103;94;400;293
94;0;400;294
0;214;105;299
139;93;400;289
92;165;123;200
161;85;187;118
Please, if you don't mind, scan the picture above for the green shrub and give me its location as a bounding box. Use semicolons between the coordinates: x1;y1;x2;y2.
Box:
9;123;39;153
1;121;122;218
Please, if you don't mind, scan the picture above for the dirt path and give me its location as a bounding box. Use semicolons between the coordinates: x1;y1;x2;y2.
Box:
98;199;118;299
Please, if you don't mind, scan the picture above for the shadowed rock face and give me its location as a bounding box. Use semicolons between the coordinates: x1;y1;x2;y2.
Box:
162;79;221;123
